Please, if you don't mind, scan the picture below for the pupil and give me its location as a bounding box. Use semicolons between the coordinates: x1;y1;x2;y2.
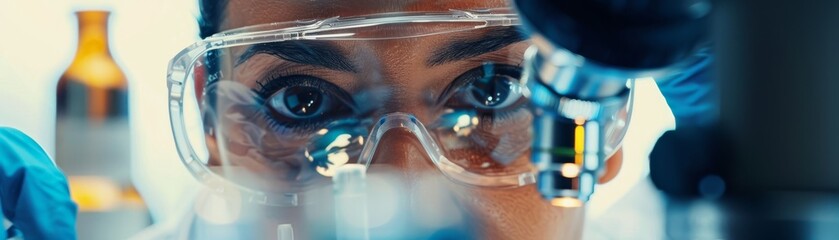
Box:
470;75;513;107
284;86;323;117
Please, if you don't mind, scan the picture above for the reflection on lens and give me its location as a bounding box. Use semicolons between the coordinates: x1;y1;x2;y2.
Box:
431;108;533;175
305;120;368;177
178;24;632;197
268;85;326;118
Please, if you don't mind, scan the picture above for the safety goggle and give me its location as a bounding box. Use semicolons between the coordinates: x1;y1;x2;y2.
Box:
167;9;632;206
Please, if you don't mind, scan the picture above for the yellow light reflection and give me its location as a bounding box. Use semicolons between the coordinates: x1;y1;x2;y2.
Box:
561;163;580;178
457;114;471;126
574;125;585;154
304;150;313;162
453;114;474;136
317;128;329;135
326;133;352;151
68;176;121;212
317;150;350;177
551;197;583;208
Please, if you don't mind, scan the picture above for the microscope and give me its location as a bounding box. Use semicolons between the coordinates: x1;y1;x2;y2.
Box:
514;0;839;239
513;0;712;204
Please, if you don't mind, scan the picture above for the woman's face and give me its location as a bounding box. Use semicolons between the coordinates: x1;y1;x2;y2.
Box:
202;0;623;239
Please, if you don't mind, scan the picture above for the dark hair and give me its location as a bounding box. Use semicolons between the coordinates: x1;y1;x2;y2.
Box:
198;0;228;38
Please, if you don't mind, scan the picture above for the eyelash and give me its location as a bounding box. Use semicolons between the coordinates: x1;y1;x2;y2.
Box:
252;71;355;134
462;54;525;68
445;63;528;123
254;69;319;98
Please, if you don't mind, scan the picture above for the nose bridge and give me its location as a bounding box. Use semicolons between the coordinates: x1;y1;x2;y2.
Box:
352;41;444;170
362;38;437;123
372;128;436;171
372;85;437;125
365;114;439;177
365;75;433;123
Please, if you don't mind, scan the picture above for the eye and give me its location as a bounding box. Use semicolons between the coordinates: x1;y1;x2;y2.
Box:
255;75;354;128
269;85;327;118
451;63;525;111
467;71;521;109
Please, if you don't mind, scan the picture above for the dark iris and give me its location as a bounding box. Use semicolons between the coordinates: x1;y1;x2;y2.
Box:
470;74;515;107
256;75;357;132
283;86;323;117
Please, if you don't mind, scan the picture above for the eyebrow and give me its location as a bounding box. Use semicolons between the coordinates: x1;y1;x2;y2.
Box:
236;41;358;72
426;27;528;67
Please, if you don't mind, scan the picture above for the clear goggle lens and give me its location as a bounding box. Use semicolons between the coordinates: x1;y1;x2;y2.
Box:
170;14;631;204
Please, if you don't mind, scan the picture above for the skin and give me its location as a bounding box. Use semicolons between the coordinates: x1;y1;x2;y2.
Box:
201;0;624;239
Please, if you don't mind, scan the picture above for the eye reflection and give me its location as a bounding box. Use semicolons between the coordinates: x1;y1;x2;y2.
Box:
431;62;533;175
254;75;356;133
443;110;481;137
276;86;324;117
268;85;327;119
442;63;525;112
469;64;517;107
313;133;351;177
303;120;368;178
432;108;534;174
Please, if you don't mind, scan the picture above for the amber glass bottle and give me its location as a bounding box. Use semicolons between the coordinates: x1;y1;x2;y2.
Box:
56;10;146;239
57;9;130;211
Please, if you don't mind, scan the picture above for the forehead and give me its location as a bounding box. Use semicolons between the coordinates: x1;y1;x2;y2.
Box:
222;0;510;30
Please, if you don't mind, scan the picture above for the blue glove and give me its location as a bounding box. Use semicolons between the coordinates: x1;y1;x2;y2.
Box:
650;53;723;198
0;127;77;239
657;53;719;128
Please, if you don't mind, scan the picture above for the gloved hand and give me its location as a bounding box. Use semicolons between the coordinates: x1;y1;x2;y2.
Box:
0;127;77;239
656;53;718;127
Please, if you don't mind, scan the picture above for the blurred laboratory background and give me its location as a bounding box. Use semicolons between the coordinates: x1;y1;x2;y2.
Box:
0;0;676;239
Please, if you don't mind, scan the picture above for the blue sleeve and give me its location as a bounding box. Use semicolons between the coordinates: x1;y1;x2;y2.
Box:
0;127;77;239
656;54;719;128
